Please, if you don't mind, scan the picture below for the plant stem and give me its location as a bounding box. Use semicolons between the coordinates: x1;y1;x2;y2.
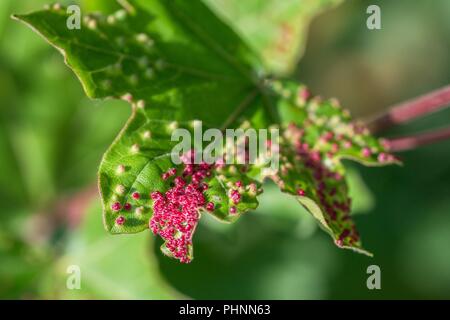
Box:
368;85;450;133
387;126;450;152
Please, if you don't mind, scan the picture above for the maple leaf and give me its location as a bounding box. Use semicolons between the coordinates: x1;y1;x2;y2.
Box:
13;0;398;262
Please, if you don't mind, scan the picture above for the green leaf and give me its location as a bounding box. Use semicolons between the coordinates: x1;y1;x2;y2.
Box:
14;1;399;262
13;0;269;262
262;80;399;254
204;0;344;75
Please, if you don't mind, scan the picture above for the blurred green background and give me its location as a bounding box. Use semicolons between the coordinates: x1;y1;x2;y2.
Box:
1;0;449;299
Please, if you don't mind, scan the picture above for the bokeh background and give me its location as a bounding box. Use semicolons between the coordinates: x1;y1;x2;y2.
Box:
1;0;449;299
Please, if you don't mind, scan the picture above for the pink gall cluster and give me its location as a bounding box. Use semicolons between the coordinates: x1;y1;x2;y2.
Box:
298;143;360;245
284;123;362;245
150;154;215;263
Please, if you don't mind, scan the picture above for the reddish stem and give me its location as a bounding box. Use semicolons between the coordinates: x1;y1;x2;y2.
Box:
368;85;450;133
387;126;450;152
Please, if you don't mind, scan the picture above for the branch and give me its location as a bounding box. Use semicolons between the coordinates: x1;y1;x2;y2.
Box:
387;126;450;152
367;85;450;133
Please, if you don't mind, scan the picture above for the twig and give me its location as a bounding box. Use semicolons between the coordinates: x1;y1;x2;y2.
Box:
387;126;450;152
367;85;450;133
